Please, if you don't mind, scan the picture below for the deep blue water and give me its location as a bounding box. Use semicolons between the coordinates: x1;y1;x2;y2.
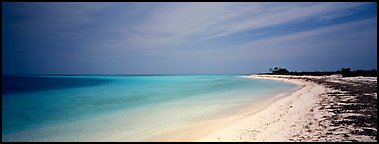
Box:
2;76;112;95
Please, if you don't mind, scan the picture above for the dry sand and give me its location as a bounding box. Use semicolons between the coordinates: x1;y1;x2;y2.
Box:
198;74;377;142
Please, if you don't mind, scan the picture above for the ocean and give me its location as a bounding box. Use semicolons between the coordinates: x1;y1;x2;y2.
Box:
2;75;298;141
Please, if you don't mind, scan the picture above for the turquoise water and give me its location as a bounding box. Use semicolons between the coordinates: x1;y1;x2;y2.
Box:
2;75;297;141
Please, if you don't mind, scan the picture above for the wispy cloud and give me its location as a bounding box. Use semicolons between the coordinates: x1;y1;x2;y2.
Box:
214;17;377;72
121;2;370;45
237;17;377;53
4;2;372;49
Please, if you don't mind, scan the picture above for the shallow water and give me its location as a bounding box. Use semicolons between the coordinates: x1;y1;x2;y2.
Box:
2;75;297;141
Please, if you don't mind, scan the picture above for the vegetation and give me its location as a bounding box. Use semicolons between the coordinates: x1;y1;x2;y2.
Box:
262;67;377;77
269;67;289;74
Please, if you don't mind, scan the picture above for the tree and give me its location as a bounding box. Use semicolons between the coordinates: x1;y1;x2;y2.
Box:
271;67;289;74
340;67;351;77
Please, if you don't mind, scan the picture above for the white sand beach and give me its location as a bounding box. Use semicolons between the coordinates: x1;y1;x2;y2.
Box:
198;75;377;142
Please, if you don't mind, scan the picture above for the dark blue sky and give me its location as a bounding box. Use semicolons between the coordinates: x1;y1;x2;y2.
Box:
2;2;377;74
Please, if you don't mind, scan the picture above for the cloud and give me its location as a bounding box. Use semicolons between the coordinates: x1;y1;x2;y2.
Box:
240;17;377;50
187;17;377;72
3;2;376;74
107;2;371;49
6;2;370;50
215;17;377;71
175;17;376;61
73;2;376;70
201;2;368;40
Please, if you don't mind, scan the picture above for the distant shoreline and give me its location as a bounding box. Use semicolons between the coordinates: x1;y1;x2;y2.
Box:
1;74;248;76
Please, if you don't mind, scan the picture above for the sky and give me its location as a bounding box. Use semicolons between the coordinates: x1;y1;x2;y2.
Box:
2;2;377;74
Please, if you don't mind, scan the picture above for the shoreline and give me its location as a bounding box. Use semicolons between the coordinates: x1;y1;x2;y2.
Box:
3;75;376;142
2;75;302;142
145;77;302;142
198;74;377;142
198;74;323;141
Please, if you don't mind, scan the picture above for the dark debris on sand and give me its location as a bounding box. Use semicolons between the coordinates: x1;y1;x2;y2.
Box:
299;76;377;141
